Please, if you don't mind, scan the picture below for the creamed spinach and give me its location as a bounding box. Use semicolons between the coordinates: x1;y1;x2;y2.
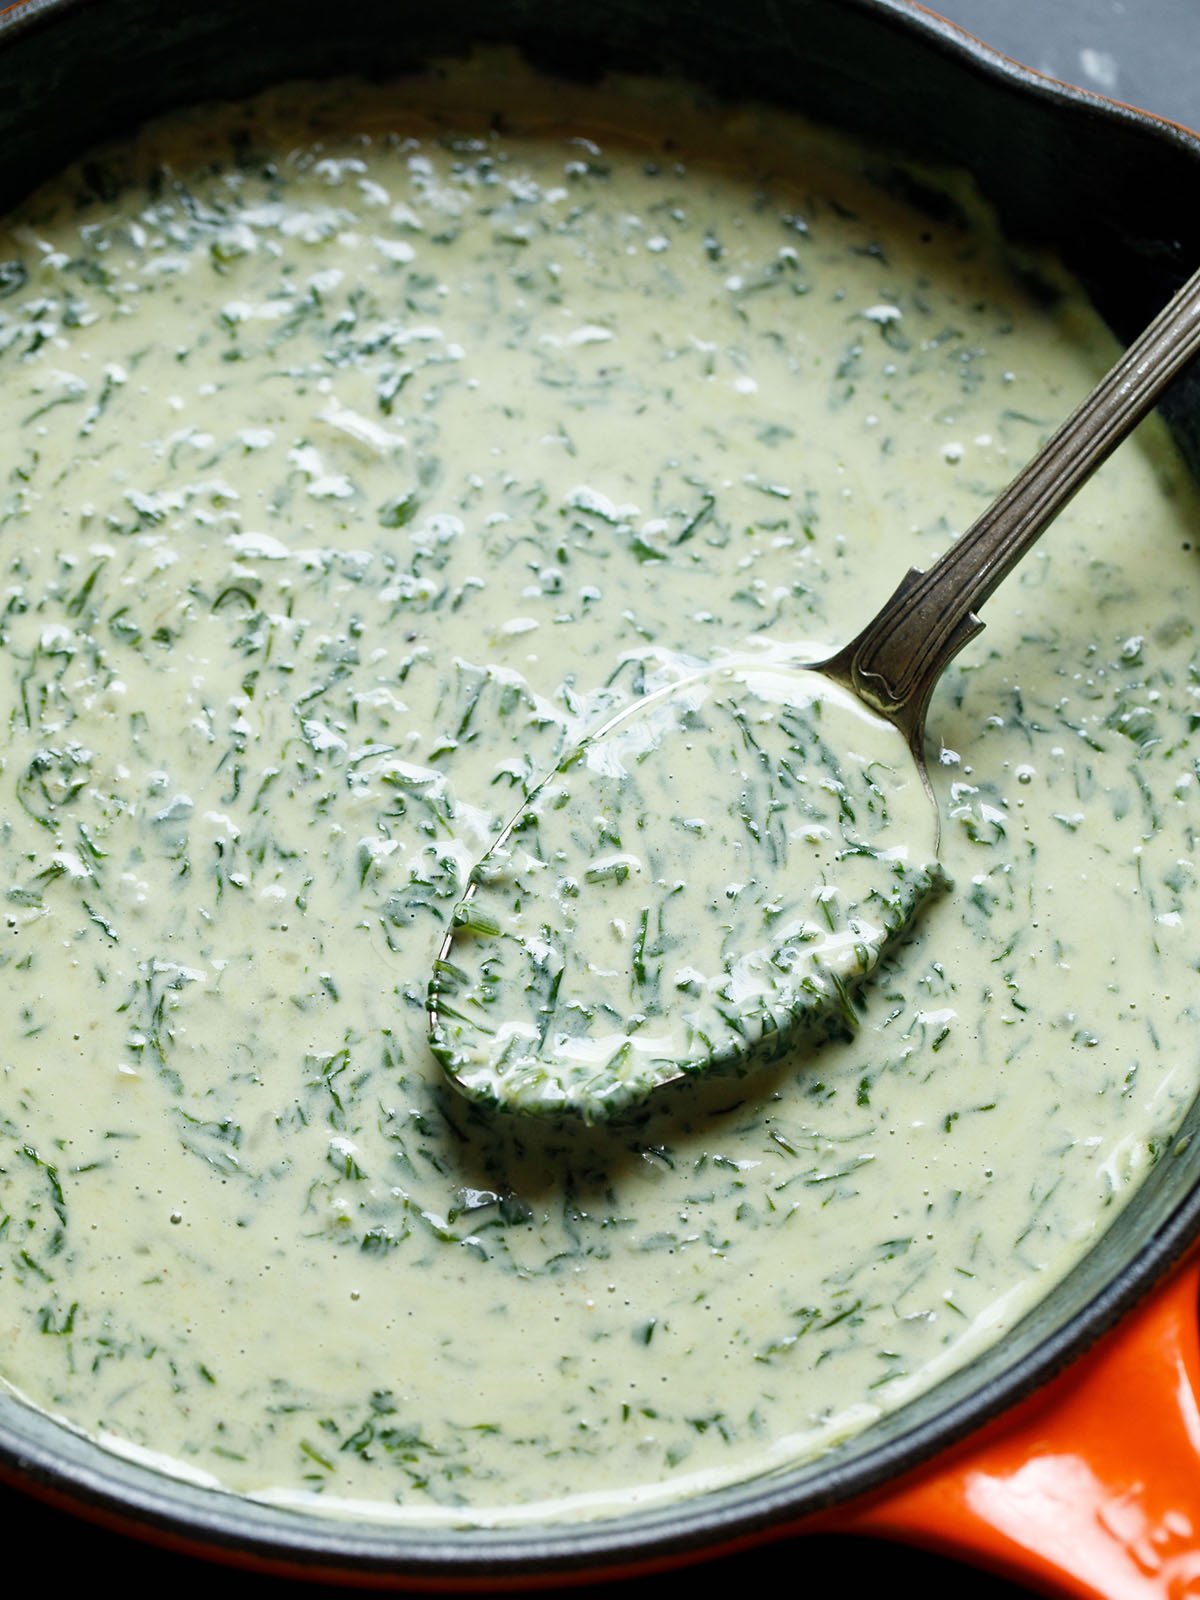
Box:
0;60;1197;1524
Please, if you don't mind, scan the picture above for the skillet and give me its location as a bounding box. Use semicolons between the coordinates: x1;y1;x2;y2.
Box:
1;0;1199;1593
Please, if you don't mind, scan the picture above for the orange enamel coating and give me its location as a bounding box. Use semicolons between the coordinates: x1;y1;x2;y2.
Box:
835;1251;1200;1598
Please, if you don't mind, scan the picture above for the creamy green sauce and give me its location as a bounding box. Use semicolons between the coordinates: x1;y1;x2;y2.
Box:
0;58;1199;1525
431;653;945;1120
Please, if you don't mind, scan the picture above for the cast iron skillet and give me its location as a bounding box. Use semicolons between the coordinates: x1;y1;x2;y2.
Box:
2;0;1200;1591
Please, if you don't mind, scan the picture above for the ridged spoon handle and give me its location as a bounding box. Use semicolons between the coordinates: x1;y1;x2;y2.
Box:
823;263;1200;747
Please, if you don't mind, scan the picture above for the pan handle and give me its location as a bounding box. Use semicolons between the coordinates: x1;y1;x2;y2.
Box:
835;1249;1200;1598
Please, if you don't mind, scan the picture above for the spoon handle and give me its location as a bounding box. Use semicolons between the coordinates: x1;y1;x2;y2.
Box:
824;262;1200;748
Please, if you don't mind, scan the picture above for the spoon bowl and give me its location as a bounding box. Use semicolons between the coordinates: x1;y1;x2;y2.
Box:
428;646;946;1120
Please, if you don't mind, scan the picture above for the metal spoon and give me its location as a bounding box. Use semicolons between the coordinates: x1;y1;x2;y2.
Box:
428;263;1200;1123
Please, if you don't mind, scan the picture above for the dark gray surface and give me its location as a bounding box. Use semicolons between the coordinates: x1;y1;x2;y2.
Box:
3;3;1196;1596
937;0;1200;130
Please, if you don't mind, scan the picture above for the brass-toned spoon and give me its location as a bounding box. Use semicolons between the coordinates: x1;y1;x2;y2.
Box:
429;264;1200;1123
